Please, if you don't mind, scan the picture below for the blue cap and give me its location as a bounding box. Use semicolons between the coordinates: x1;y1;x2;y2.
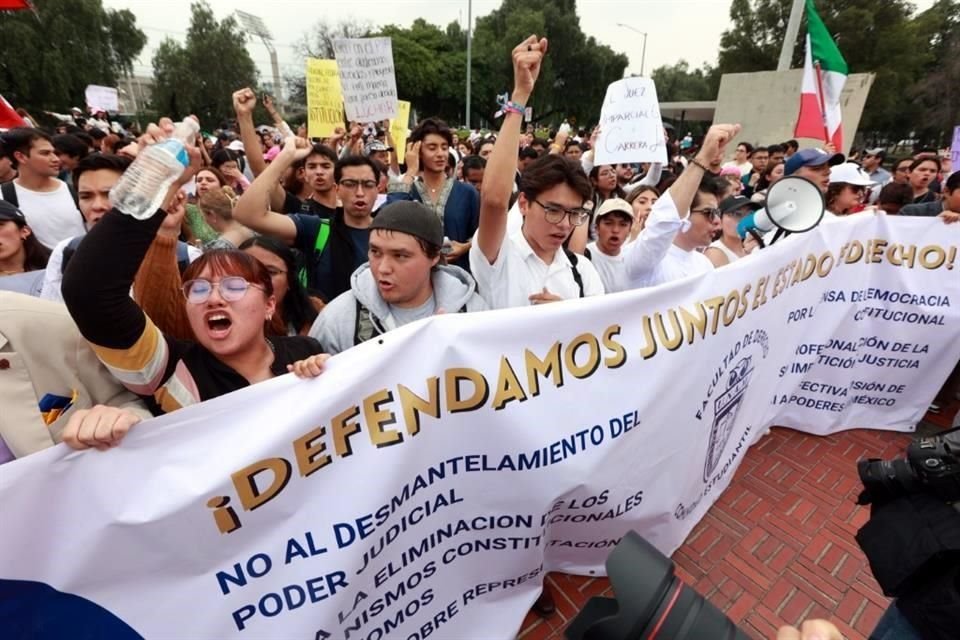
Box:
784;148;845;176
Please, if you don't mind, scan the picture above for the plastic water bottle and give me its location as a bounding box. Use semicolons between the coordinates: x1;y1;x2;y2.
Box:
110;119;200;220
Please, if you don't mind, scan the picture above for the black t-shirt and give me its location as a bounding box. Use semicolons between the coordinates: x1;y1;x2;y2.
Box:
283;191;336;218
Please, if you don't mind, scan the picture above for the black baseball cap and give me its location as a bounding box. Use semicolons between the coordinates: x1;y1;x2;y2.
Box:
0;200;27;226
369;201;444;247
719;195;761;216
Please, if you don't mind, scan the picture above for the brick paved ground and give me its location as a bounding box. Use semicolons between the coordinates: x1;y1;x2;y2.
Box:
518;412;954;640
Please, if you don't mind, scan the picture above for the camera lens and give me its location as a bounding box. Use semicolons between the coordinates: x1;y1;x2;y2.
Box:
565;532;750;640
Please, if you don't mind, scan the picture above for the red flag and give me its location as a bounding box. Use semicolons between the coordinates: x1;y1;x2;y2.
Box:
0;94;27;129
0;0;33;10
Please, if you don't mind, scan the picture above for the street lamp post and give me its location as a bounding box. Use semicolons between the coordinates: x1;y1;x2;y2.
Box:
616;23;648;77
465;0;472;128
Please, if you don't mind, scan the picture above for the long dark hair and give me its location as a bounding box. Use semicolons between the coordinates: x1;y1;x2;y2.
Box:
238;236;317;334
23;227;51;271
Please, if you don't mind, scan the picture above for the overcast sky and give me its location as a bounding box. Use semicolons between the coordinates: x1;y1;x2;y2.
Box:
104;0;936;85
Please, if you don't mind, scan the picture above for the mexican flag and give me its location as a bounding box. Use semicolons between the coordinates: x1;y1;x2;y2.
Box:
793;0;848;149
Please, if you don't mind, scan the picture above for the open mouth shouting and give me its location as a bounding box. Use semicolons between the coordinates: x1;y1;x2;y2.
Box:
204;311;234;339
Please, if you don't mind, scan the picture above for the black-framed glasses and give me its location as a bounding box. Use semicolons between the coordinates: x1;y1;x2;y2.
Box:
691;207;721;221
723;208;752;219
181;277;264;304
534;199;591;226
339;179;378;190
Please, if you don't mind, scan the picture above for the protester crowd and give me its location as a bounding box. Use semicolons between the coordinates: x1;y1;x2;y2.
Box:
2;33;958;640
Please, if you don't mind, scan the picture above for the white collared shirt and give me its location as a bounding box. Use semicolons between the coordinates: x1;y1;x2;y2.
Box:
623;191;713;289
469;229;605;310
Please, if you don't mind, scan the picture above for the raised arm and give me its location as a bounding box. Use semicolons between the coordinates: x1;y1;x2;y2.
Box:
62;138;201;405
232;137;311;245
624;124;738;279
233;88;267;178
476;35;549;264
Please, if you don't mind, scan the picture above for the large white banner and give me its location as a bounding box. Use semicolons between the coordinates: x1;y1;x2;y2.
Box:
2;216;959;639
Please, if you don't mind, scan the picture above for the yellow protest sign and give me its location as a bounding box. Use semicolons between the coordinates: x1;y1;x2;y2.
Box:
306;59;343;138
390;100;411;163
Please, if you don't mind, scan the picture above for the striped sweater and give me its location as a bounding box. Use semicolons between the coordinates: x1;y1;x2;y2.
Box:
62;208;322;415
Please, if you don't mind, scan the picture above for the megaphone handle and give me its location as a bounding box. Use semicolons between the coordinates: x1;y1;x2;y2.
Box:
748;228;766;249
772;229;789;244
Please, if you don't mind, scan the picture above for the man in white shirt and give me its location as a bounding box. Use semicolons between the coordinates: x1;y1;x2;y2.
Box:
624;124;739;289
470;36;604;309
586;198;633;293
0;128;84;249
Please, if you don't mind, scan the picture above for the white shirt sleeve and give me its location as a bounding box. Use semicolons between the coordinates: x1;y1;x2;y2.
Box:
39;239;69;303
580;153;594;175
623;191;685;280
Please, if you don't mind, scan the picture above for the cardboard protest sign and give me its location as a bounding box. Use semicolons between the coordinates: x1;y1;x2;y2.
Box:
85;85;119;113
333;37;398;122
306;59;343;138
594;77;668;165
391;100;411;163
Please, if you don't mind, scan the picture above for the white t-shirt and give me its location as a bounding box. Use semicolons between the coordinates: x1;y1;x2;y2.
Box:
469;229;605;310
623;191;713;288
586;242;630;294
3;181;84;249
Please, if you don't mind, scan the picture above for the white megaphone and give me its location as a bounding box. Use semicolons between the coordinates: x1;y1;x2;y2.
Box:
741;176;825;246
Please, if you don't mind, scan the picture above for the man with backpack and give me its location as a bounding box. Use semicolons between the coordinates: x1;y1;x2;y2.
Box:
0;128;84;249
309;201;486;354
469;36;604;310
233;138;378;305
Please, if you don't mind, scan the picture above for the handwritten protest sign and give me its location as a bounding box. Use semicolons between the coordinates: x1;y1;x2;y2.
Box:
594;77;668;165
951;126;960;172
333;37;398;122
391;100;411;163
84;85;119;113
306;59;343;138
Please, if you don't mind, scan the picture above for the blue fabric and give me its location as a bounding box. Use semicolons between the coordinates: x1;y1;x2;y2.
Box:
869;602;924;640
386;181;480;271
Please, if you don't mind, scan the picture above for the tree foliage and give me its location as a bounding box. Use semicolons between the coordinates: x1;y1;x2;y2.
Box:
715;0;959;145
650;61;719;103
287;0;627;128
0;0;146;111
150;1;259;125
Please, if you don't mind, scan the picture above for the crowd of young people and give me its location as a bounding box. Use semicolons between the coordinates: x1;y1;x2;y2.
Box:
2;32;957;640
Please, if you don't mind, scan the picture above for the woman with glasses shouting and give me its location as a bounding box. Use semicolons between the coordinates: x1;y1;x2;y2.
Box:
61;126;329;449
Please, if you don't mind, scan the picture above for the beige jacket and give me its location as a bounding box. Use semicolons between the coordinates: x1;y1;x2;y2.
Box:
0;291;150;459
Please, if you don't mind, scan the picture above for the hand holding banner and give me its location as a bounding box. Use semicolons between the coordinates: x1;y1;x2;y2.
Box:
594;77;668;165
306;59;344;138
333;37;398;122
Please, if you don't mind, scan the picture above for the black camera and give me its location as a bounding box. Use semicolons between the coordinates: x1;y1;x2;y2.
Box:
857;427;960;505
565;531;750;640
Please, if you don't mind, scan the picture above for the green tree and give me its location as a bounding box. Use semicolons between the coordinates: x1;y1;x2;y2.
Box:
716;0;927;143
650;61;718;102
377;19;468;125
470;0;628;128
909;0;960;146
150;2;259;125
0;0;146;112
